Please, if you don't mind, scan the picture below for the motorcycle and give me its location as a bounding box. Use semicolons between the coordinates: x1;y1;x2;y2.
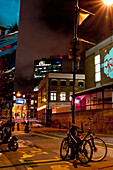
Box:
8;136;18;151
0;124;18;151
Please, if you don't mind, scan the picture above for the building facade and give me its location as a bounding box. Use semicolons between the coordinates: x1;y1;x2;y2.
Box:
75;34;113;112
12;91;38;120
33;55;73;91
85;34;113;89
37;73;85;124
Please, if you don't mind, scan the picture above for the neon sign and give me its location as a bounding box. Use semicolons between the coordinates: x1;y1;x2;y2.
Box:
104;48;113;78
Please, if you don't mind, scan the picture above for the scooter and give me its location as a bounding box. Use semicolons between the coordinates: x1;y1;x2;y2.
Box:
0;125;18;151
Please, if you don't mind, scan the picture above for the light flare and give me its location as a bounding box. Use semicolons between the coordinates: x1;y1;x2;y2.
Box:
103;0;113;6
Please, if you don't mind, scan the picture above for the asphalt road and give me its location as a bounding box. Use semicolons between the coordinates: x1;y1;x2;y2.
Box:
0;130;113;170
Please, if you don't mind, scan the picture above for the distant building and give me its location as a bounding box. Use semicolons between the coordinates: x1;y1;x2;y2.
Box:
37;73;85;124
33;55;73;91
12;91;38;119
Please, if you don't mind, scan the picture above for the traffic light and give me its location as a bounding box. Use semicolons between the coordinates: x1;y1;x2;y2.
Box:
68;48;73;59
68;40;83;60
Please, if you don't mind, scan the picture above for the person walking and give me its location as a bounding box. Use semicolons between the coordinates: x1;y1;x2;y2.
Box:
11;117;15;131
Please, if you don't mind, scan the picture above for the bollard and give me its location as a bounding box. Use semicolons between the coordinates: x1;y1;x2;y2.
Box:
25;123;29;133
17;123;19;131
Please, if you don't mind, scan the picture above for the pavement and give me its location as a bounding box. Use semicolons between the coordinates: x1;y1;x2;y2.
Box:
12;124;113;138
12;125;113;170
1;125;113;170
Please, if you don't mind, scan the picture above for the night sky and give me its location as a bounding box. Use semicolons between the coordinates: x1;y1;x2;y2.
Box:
15;0;113;92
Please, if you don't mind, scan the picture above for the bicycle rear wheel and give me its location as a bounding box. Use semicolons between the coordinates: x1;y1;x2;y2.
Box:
90;137;107;162
77;140;93;164
60;137;69;160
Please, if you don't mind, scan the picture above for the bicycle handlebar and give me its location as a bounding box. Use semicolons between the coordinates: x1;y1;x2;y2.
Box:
84;118;93;128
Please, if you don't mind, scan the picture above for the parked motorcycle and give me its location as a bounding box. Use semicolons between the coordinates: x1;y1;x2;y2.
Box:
8;136;18;151
0;123;18;151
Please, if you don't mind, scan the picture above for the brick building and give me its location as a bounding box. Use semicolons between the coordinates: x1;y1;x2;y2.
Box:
37;73;85;124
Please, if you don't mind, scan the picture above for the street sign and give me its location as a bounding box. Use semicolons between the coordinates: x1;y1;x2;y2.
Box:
16;98;25;105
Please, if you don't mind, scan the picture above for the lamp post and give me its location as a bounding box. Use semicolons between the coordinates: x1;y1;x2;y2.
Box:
71;0;95;159
16;91;22;131
71;0;78;159
25;92;30;133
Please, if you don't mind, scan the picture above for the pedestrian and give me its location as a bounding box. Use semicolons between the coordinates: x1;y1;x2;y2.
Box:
12;117;15;131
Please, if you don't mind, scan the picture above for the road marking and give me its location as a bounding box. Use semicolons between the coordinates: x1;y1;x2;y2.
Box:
19;148;48;159
20;159;32;170
51;164;70;170
34;132;59;139
107;147;113;150
19;157;72;170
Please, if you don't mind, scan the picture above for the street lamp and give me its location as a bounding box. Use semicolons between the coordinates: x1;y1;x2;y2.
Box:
102;0;113;6
16;92;22;98
71;0;95;159
25;92;30;133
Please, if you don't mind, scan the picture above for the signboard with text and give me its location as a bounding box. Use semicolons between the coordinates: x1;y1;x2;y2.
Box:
16;98;25;105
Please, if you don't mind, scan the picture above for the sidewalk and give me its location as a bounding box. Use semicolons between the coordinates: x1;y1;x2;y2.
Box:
12;124;113;140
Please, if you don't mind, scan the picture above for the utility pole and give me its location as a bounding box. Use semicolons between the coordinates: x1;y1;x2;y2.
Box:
71;0;95;159
71;0;78;159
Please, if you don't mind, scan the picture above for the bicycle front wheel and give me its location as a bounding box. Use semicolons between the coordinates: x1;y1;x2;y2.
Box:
90;137;107;162
60;137;69;160
77;140;93;164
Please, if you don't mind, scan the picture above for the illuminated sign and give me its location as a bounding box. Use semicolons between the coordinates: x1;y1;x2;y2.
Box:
16;98;25;105
104;48;113;78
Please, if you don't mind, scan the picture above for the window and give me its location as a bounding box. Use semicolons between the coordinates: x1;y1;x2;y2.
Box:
70;81;73;87
50;92;56;101
78;81;83;88
95;54;101;82
31;100;34;105
60;92;66;101
69;92;73;101
51;79;57;86
61;80;66;86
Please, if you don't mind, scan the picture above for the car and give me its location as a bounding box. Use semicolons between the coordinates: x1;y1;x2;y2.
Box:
32;123;43;128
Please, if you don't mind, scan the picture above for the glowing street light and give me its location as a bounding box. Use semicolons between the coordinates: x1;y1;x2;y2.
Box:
16;92;21;98
103;0;113;6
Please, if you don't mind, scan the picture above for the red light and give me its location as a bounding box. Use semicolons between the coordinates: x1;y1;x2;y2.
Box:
60;56;62;59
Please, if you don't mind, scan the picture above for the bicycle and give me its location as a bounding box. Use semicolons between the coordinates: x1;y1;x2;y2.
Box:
60;125;93;164
81;118;107;162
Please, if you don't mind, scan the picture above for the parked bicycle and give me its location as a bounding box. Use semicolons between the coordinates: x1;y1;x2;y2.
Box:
81;118;107;162
60;125;93;164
